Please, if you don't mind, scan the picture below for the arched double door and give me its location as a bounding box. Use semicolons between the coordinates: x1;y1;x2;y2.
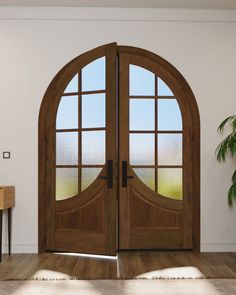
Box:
39;43;200;255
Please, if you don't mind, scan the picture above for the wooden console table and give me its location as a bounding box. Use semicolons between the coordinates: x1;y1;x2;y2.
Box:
0;186;15;262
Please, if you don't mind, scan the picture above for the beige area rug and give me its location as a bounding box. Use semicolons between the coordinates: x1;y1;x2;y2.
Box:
0;279;236;295
25;266;205;280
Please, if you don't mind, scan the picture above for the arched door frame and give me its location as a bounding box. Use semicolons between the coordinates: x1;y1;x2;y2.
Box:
38;43;200;253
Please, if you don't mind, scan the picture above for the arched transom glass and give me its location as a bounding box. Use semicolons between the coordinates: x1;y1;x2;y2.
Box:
129;65;183;200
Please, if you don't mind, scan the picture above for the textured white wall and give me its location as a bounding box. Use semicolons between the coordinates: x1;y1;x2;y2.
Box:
0;8;236;252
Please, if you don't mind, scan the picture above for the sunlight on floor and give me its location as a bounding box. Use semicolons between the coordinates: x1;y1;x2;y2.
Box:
54;252;117;260
135;266;205;279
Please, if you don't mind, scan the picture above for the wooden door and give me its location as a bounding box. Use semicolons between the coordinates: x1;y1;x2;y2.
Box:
45;43;117;255
118;47;195;249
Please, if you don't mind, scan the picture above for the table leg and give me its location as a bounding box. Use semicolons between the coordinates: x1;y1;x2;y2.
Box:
8;208;11;256
0;210;2;262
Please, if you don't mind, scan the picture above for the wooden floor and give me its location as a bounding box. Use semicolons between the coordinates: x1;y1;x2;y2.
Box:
0;252;236;280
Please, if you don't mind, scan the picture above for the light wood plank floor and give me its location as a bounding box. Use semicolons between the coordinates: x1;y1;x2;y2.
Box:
0;252;236;280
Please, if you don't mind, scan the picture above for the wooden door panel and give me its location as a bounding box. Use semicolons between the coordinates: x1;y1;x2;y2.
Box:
118;48;194;250
45;43;117;255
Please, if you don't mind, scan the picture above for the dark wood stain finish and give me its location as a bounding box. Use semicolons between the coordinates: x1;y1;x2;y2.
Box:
39;44;200;254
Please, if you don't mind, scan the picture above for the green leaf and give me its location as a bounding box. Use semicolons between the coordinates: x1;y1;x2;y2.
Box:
217;116;236;133
228;183;236;207
232;170;236;184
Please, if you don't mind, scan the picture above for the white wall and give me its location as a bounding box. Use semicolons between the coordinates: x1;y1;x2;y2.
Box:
0;7;236;252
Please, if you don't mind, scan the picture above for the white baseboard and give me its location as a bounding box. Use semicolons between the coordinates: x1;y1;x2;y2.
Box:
2;243;236;253
201;243;236;252
2;244;38;253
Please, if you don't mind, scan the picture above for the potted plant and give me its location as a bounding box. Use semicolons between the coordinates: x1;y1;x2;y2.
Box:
216;115;236;206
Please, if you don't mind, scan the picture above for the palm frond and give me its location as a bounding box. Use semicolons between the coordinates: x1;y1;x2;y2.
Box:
217;116;236;133
232;169;236;184
216;134;233;162
228;183;236;207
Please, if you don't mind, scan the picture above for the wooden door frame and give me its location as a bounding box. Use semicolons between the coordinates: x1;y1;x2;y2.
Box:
38;44;200;253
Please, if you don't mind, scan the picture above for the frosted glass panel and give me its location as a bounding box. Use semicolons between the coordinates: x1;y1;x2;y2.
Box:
82;131;105;164
82;93;105;128
56;168;78;201
158;134;182;165
133;168;155;191
158;168;182;200
82;57;106;91
130;134;154;165
56;96;78;129
64;74;78;93
56;132;78;165
158;78;173;96
81;168;102;191
130;65;155;96
158;99;182;130
130;99;155;130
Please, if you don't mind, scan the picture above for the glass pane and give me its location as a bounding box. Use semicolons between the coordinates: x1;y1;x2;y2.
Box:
130;65;155;96
82;57;105;91
130;99;155;131
56;96;78;129
82;131;105;165
158;134;182;165
158;168;182;200
158;78;173;96
158;99;182;131
56;168;78;201
133;168;155;191
82;93;105;128
64;74;78;93
81;168;102;191
56;132;78;165
130;134;154;165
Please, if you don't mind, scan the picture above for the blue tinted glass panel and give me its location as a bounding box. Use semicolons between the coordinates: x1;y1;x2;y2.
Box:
82;57;106;91
130;65;155;96
158;99;182;130
130;99;155;131
158;78;173;96
82;94;105;128
64;74;78;93
56;96;78;129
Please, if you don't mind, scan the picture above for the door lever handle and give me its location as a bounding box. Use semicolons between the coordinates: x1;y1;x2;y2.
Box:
99;160;113;189
122;161;134;188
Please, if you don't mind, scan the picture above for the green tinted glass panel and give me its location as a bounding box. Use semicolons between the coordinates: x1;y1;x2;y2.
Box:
158;99;182;131
130;65;155;96
158;168;182;200
133;168;155;191
56;96;78;129
158;134;182;165
81;168;102;191
82;57;105;91
130;99;155;131
82;93;105;128
158;78;173;96
64;74;78;93
130;134;155;165
82;131;105;165
56;132;78;165
56;168;78;201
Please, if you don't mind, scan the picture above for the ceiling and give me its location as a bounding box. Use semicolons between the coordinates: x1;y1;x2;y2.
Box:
0;0;236;9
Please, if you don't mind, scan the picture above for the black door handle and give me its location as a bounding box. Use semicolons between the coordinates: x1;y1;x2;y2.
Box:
99;160;113;189
122;161;134;188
